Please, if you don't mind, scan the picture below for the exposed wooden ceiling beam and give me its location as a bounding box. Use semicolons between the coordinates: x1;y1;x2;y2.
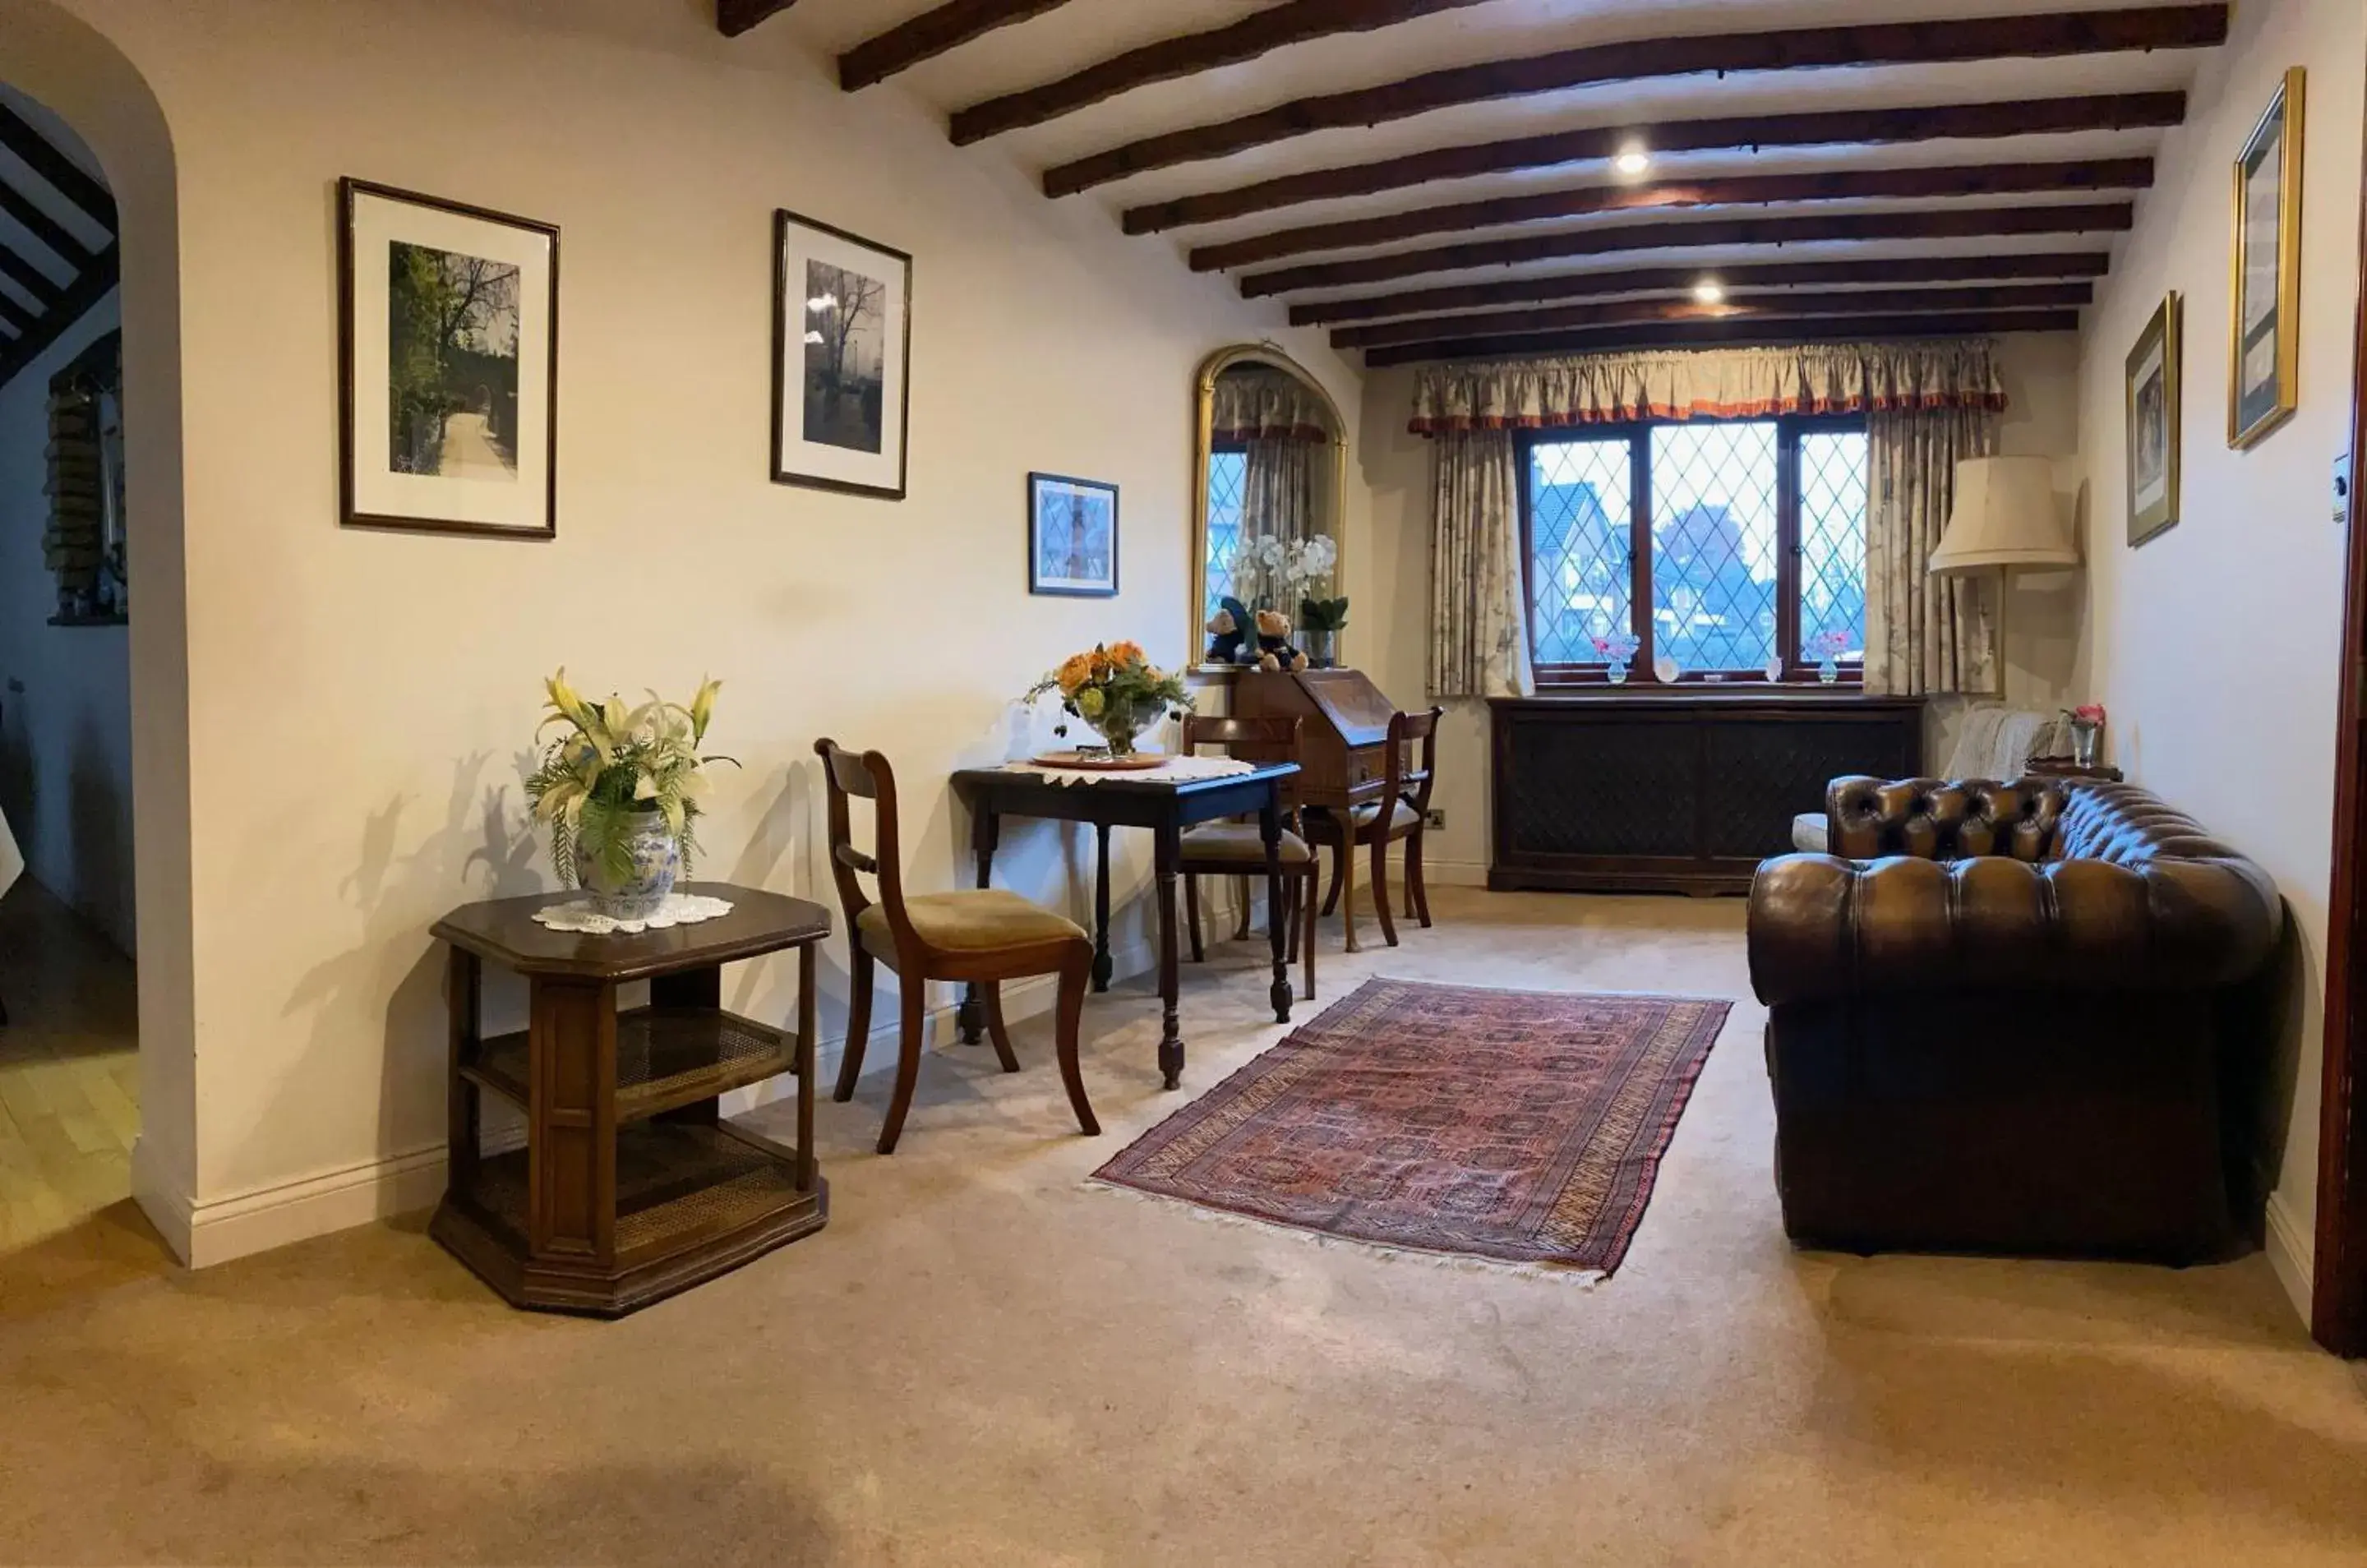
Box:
0;241;116;391
1191;158;2152;272
0;104;114;232
1124;92;2186;235
1043;5;2229;196
952;0;1492;145
1333;281;2093;348
716;0;801;38
842;1;1081;91
0;178;99;272
1239;201;2135;297
1291;251;2113;325
1363;308;2083;368
0;237;67;307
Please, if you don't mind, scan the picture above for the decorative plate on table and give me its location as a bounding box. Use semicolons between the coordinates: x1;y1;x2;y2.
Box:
1029;750;1167;772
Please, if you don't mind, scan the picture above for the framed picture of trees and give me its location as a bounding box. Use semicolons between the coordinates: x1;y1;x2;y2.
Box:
772;208;911;500
337;178;560;538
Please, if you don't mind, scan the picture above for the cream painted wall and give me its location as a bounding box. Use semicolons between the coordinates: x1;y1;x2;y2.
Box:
2070;0;2365;1318
0;290;137;952
1356;333;2089;882
38;0;1365;1252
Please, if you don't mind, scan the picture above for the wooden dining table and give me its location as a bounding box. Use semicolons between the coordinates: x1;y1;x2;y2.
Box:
949;761;1299;1089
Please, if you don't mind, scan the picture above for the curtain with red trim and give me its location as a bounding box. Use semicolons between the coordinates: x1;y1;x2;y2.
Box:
1407;339;2007;435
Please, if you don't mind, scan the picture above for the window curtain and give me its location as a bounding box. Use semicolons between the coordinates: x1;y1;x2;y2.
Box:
1212;368;1334;443
1864;405;2000;695
1239;436;1313;558
1428;431;1533;699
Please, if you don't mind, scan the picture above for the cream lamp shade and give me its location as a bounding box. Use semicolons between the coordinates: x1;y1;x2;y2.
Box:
1927;456;2079;574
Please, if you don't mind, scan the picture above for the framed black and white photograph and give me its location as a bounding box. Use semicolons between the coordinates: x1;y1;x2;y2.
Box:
1027;473;1119;597
2229;67;2305;450
773;208;911;500
338;178;559;538
2125;292;2183;546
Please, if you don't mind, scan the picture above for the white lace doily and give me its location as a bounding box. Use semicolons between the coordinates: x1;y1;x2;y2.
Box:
1004;755;1257;788
532;892;736;935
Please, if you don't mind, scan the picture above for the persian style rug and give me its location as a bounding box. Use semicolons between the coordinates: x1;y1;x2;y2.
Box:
1092;980;1730;1279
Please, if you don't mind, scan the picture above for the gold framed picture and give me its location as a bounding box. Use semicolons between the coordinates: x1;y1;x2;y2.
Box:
2229;67;2305;449
2126;292;2182;546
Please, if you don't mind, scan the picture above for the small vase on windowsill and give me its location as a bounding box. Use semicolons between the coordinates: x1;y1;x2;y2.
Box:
1591;632;1640;685
1816;656;1840;685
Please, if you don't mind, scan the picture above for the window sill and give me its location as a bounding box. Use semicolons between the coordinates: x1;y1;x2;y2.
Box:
1501;685;1915;705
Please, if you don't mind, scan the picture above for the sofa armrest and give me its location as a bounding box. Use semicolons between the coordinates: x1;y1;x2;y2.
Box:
1748;851;2282;1007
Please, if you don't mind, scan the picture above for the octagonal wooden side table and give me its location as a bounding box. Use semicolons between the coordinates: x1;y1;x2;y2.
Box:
428;883;832;1316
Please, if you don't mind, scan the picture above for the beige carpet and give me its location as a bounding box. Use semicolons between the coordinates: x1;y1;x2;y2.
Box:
1;888;2362;1566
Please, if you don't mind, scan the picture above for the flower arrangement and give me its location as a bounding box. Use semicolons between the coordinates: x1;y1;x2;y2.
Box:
2064;702;2107;766
1025;641;1193;756
1808;630;1853;660
1590;631;1640;662
526;670;735;890
1250;533;1348;634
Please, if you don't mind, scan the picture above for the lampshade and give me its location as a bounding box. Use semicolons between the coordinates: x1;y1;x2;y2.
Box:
1927;456;2079;575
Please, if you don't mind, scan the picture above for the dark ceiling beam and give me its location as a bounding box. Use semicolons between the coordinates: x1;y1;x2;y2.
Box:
841;1;1082;91
0;178;99;272
0;240;117;391
951;0;1492;145
1333;281;2093;348
1291;250;2114;325
0;237;66;307
1239;201;2136;297
0;104;115;232
1043;5;2229;196
1124;92;2185;235
716;0;801;37
1191;157;2152;271
1363;308;2083;368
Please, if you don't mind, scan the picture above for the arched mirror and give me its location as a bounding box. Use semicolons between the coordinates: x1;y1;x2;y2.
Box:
1192;345;1349;671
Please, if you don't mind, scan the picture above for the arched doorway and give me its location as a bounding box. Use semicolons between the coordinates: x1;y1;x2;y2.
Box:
0;1;194;1262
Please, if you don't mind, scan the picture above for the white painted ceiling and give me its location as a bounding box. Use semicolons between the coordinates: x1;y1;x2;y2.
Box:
759;1;2225;356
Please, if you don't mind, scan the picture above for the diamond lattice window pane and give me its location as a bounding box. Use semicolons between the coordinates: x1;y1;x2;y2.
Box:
1526;439;1633;665
1204;448;1247;622
1798;431;1869;664
1650;423;1778;674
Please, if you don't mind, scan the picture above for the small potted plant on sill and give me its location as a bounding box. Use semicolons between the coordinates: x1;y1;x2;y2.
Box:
1808;630;1852;684
1590;630;1640;684
526;669;735;920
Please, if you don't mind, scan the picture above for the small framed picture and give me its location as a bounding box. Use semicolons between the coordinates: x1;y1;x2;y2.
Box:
1028;473;1119;597
2229;67;2305;450
338;178;559;538
773;209;911;500
2125;292;2183;546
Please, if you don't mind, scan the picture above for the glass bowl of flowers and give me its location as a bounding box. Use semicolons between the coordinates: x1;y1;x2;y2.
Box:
1026;641;1192;759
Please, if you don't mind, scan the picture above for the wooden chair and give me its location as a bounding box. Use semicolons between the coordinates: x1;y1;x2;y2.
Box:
814;740;1097;1155
1307;706;1442;950
1176;714;1319;1002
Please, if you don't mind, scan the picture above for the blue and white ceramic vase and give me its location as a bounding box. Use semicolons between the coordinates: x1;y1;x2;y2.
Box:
575;806;680;922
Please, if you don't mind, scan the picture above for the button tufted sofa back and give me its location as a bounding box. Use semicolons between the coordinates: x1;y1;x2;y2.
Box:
1829;776;2067;862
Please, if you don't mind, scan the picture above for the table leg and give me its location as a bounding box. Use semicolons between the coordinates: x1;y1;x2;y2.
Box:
796;942;818;1194
445;948;482;1197
1091;822;1114;993
1261;796;1293;1026
958;806;999;1045
1155;820;1184;1089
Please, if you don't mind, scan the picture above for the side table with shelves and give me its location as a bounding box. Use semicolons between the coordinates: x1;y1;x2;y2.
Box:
428;883;833;1316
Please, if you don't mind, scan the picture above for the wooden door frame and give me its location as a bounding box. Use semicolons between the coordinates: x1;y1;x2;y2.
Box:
2314;73;2367;1357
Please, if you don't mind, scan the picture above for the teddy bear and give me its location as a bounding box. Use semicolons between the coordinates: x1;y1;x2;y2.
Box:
1254;607;1308;673
1205;597;1254;666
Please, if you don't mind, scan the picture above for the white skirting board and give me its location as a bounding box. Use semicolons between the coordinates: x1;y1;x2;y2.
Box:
2264;1188;2315;1329
146;883;1251;1268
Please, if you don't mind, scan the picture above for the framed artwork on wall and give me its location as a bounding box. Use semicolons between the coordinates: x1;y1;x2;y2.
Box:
772;209;911;500
1027;473;1119;597
2229;67;2305;450
338;178;560;538
2125;291;2183;547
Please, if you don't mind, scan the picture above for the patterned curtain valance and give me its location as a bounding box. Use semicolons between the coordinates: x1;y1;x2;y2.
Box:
1408;339;2008;435
1213;367;1336;443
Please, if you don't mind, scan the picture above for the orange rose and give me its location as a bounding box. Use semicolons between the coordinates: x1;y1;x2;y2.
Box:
1107;639;1147;668
1055;653;1094;695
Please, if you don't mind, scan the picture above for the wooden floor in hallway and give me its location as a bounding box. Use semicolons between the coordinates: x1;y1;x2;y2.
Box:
0;877;169;1306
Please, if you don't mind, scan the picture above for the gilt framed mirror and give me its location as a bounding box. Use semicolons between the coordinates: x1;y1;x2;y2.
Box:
1191;345;1349;673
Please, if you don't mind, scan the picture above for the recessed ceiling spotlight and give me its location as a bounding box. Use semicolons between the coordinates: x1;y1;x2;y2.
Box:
1693;279;1728;305
1613;145;1651;177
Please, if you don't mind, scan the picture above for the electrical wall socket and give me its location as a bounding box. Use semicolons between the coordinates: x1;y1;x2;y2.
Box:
1424;808;1446;829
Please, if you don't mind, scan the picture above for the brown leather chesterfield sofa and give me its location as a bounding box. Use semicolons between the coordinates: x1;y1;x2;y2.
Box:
1749;777;2282;1261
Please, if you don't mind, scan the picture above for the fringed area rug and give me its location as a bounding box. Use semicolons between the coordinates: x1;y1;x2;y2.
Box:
1091;979;1730;1280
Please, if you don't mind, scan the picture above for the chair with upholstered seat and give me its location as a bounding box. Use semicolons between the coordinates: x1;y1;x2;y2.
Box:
1306;706;1442;950
814;739;1096;1155
1176;714;1318;1001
